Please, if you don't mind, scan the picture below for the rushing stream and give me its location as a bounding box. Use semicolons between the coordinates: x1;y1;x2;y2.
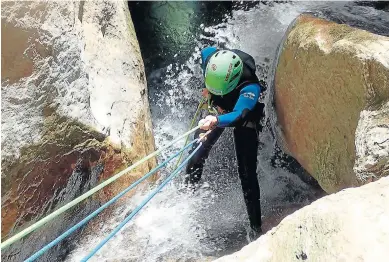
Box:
65;1;389;261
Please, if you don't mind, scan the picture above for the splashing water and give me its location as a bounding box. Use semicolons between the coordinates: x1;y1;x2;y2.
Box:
66;2;389;261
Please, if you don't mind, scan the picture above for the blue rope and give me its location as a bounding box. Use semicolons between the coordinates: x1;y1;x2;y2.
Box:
24;140;199;262
81;142;203;261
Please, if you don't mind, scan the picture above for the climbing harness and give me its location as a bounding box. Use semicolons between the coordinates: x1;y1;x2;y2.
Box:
81;142;203;261
1;126;201;250
24;140;199;262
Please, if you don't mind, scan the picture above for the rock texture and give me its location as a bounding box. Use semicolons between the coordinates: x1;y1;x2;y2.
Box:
273;14;389;193
1;1;155;259
214;176;389;262
354;102;389;183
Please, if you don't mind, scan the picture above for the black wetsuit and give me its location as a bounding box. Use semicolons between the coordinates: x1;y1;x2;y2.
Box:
186;47;265;233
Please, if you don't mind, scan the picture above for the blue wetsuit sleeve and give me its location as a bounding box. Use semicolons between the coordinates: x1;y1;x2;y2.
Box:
216;84;261;128
201;47;217;73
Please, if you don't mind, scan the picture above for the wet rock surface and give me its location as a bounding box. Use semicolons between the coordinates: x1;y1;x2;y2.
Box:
214;176;389;262
1;1;155;261
273;14;389;193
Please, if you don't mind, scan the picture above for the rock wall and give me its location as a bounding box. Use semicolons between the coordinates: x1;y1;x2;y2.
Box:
214;176;389;262
1;1;155;260
272;14;389;193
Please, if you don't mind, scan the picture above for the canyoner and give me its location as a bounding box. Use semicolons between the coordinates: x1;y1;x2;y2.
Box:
185;47;266;239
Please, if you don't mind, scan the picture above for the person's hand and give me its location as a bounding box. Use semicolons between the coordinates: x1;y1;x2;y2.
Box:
198;115;218;130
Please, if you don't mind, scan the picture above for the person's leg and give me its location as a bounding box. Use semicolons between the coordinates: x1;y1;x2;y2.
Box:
233;126;262;233
185;127;224;184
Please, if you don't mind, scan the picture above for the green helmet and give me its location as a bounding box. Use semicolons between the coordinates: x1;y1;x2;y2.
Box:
204;50;243;96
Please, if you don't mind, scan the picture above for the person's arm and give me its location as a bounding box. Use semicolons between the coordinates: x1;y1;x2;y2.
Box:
216;84;261;128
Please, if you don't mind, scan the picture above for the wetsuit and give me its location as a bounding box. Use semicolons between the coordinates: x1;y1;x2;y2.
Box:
186;46;265;233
